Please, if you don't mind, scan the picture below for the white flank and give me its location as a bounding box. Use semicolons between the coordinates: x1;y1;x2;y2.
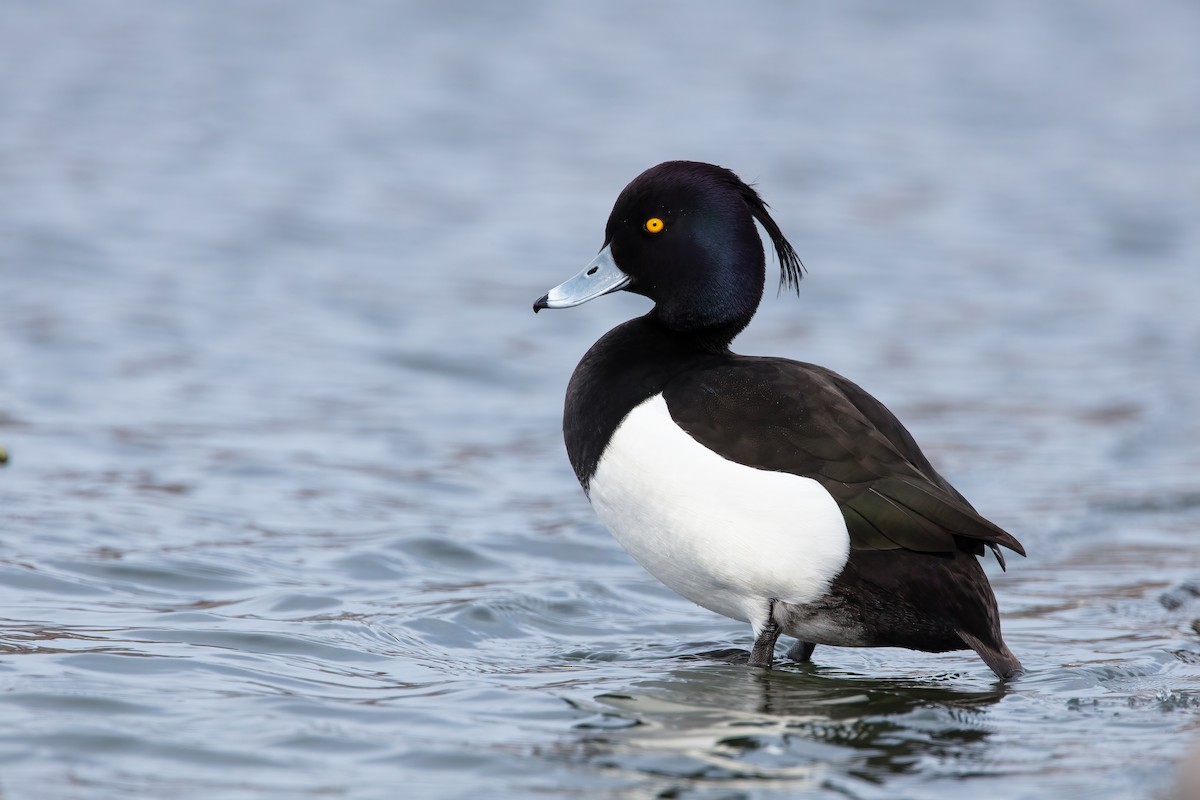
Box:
588;394;851;633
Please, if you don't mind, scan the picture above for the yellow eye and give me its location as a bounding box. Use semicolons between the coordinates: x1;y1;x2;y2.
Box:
644;217;664;234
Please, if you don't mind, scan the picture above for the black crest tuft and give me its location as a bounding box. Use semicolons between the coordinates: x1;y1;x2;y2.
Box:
729;178;805;294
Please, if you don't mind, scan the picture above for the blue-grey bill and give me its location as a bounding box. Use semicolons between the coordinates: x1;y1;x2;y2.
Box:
533;245;631;312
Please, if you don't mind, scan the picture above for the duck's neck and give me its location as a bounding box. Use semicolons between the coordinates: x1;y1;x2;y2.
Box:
647;311;750;354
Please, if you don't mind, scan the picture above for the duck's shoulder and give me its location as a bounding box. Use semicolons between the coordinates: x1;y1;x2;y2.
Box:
661;355;1025;560
660;355;902;464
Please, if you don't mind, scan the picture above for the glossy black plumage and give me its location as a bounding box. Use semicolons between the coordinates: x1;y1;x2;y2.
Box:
537;160;1026;679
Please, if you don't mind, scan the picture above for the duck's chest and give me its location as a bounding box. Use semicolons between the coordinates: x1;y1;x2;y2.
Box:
585;394;851;623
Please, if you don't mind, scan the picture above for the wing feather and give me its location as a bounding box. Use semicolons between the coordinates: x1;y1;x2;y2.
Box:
662;357;1025;564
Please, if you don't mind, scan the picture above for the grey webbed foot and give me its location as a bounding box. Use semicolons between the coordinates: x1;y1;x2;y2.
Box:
786;640;816;662
749;600;782;668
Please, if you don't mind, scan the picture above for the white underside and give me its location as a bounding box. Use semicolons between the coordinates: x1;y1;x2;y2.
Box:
588;394;851;634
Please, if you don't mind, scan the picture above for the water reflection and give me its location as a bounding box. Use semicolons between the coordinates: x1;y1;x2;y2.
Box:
564;663;1005;792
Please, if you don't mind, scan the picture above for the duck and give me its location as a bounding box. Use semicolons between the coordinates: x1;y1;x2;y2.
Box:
533;161;1025;680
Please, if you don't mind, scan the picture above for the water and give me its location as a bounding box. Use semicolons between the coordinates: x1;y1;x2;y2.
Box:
1;2;1199;797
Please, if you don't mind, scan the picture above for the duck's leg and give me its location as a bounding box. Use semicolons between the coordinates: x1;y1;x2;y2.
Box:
749;599;782;668
786;641;816;662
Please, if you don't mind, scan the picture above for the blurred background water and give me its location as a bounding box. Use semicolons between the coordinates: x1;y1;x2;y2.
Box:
1;1;1199;798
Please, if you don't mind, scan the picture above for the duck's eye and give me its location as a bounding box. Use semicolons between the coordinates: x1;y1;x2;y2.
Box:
644;217;665;234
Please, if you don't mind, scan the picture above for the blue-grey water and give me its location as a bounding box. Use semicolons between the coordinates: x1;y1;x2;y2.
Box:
2;2;1199;798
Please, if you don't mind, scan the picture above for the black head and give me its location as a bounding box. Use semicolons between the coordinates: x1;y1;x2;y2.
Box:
604;161;802;337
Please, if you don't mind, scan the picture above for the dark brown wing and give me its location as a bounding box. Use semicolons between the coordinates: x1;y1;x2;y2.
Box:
661;356;1025;562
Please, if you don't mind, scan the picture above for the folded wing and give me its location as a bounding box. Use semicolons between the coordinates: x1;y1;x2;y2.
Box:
662;357;1025;566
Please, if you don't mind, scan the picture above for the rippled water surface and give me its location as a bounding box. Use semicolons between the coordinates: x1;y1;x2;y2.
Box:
2;2;1200;798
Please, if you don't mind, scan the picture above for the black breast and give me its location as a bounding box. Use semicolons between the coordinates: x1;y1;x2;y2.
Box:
562;316;722;491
